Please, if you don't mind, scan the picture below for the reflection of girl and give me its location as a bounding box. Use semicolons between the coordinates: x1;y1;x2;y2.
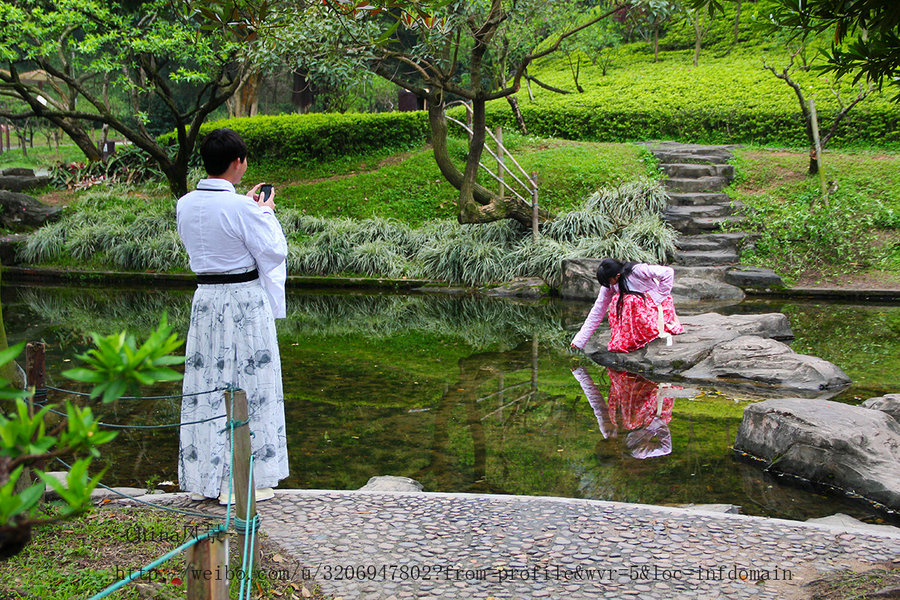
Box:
572;367;674;459
571;258;684;353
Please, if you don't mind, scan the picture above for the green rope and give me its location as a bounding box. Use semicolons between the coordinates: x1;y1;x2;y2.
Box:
54;458;224;521
88;525;227;600
46;384;225;400
220;417;249;433
239;455;258;600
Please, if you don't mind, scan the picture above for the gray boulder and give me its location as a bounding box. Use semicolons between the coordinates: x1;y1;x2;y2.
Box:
584;312;849;396
559;258;600;300
862;394;900;423
682;335;852;392
358;476;424;492
0;190;62;228
484;277;546;298
0;234;28;265
735;398;900;511
0;168;51;192
672;276;745;302
724;266;785;290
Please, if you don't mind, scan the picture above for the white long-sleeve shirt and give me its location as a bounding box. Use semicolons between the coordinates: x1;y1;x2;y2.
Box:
176;178;288;318
570;263;675;349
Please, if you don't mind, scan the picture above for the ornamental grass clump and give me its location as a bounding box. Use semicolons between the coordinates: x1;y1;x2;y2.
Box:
19;178;675;287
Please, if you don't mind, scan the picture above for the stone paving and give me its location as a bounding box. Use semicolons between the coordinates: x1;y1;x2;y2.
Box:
139;490;900;600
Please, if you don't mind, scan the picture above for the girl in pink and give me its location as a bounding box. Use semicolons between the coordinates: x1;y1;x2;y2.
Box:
571;258;684;353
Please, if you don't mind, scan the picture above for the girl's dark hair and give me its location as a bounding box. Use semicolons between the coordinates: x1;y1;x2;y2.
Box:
199;128;248;176
596;258;645;318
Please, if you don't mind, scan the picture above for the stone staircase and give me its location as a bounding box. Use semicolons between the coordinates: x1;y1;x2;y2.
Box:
638;141;784;297
641;141;753;268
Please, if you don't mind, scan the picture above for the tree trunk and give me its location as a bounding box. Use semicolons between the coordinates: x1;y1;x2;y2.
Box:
427;100;547;226
164;159;189;198
733;0;742;47
228;71;261;118
506;95;527;135
47;117;102;162
693;15;702;67
653;27;659;62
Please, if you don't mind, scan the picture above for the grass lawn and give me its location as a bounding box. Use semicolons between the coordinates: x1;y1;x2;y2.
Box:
0;145;88;171
729;147;900;282
0;504;329;600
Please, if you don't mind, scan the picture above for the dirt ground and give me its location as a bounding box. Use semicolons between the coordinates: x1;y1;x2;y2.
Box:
791;270;900;291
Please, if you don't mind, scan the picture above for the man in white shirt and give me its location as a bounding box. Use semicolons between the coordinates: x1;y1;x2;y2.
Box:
176;128;289;503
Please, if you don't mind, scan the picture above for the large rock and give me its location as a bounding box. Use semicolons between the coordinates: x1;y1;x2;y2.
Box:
587;312;788;371
0;234;28;265
0;190;62;228
862;394;900;423
559;258;601;300
682;335;852;392
724;266;785;290
0;168;51;192
358;476;424;492
734;398;900;511
584;312;849;397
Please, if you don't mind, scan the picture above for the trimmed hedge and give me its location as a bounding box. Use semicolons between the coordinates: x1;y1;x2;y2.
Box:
483;102;900;147
161;111;430;163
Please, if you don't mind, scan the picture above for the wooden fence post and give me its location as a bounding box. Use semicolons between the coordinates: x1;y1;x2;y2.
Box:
224;389;260;569
496;126;505;199
25;342;45;419
14;342;46;494
808;98;827;197
186;534;228;600
530;172;539;242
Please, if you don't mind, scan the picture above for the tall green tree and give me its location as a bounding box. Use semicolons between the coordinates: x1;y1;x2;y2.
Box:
773;0;900;100
309;0;629;226
0;0;273;197
692;0;900;99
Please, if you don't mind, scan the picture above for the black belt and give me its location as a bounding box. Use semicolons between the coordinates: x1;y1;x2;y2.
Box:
196;269;259;284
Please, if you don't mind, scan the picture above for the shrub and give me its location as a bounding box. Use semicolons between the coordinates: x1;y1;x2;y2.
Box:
736;185;881;277
160;112;430;164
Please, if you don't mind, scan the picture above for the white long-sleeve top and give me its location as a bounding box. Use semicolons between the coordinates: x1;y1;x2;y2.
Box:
570;263;675;349
176;178;288;318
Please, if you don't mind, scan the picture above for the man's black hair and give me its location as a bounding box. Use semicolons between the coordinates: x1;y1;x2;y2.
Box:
199;128;248;176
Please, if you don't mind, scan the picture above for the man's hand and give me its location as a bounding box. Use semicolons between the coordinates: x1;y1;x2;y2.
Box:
247;182;276;212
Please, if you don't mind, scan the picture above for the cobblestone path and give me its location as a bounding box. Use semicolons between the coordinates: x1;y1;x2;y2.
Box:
152;490;900;600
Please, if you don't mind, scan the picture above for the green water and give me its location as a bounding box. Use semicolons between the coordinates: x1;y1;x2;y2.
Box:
3;284;897;523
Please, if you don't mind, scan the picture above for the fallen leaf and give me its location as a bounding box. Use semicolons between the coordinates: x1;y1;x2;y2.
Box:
272;553;285;563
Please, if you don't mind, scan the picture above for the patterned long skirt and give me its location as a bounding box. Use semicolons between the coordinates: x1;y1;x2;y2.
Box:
607;293;684;353
178;280;289;497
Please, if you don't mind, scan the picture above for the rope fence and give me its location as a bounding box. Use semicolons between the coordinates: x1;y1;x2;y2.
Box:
9;342;264;600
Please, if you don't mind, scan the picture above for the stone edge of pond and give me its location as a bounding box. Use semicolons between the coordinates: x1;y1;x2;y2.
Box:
0;266;442;291
4;266;900;301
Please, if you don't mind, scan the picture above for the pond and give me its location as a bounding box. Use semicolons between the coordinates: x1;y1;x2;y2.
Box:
3;284;898;524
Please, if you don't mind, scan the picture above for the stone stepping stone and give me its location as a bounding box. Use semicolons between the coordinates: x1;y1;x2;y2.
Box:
663;176;731;193
659;163;735;179
665;191;731;206
675;232;750;252
649;149;735;164
673;249;739;266
681;215;746;234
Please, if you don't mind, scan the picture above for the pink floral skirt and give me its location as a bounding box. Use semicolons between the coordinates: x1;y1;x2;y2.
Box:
607;293;684;353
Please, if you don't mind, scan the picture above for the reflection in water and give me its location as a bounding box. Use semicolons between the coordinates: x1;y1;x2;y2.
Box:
3;284;896;523
572;367;674;459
